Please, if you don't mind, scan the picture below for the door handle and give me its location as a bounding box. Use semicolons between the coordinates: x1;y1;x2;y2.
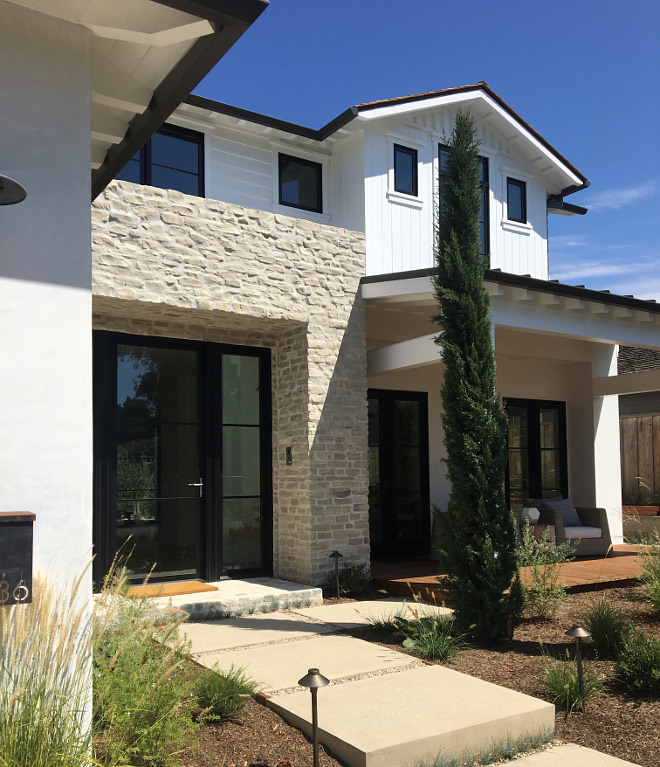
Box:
188;478;203;498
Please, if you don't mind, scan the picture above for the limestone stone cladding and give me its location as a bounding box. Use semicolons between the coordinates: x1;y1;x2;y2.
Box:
91;181;369;586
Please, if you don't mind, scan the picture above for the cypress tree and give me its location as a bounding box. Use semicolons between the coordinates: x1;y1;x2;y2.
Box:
433;109;521;642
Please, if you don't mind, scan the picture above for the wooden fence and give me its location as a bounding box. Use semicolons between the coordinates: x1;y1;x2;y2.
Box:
620;414;660;504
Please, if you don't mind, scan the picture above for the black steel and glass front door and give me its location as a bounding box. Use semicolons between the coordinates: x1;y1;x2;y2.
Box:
505;398;567;513
93;332;271;584
368;389;430;559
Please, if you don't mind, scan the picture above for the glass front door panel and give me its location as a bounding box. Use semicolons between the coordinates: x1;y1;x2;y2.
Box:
221;354;263;571
507;406;529;512
368;391;429;558
116;344;200;579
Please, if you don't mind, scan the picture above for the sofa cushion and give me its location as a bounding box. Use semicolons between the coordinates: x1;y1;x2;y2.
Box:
563;526;602;540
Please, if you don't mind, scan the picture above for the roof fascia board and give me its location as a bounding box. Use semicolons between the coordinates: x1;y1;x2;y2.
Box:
361;267;660;315
153;0;267;25
184;95;358;141
358;90;583;189
92;1;267;199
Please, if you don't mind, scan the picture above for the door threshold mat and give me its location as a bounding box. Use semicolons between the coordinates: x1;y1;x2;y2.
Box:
127;581;218;599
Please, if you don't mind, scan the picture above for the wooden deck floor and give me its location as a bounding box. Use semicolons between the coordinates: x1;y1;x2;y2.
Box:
371;545;644;602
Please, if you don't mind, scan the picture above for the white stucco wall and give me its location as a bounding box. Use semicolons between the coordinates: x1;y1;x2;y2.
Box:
0;4;92;590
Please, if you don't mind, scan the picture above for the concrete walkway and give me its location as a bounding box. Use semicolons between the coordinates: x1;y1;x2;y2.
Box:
180;598;640;767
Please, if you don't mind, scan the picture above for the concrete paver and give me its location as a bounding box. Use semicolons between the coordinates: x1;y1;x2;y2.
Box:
197;633;419;691
180;611;333;653
291;597;451;629
513;744;640;766
266;664;554;767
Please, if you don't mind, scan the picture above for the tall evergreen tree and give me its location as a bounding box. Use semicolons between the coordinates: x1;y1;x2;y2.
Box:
433;109;521;642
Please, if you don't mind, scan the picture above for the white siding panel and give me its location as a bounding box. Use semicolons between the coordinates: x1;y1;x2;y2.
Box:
328;131;365;232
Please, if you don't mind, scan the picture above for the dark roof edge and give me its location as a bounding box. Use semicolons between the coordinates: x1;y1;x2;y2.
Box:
547;200;588;216
357;82;588;191
184;94;358;140
361;267;660;314
91;0;268;199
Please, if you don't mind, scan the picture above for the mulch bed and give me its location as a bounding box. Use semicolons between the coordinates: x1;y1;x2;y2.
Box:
178;586;659;767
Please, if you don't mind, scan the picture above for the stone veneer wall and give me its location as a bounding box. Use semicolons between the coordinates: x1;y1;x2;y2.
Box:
91;181;369;585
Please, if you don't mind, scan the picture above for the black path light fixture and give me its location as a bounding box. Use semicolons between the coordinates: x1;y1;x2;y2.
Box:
0;175;27;206
298;667;330;767
566;622;592;712
329;550;343;599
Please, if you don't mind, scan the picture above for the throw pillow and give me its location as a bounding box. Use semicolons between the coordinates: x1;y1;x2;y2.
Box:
526;496;582;527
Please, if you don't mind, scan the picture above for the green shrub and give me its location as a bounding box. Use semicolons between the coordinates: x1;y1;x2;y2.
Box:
0;571;94;767
585;596;631;659
639;532;660;610
518;523;576;620
92;567;197;766
394;607;466;662
541;650;603;713
195;664;258;720
614;626;660;695
327;563;372;596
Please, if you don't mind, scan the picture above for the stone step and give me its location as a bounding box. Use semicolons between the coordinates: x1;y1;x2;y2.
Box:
266;664;555;767
152;576;322;621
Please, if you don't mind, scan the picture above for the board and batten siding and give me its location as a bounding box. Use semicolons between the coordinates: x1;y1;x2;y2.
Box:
170;116;365;233
363;109;550;279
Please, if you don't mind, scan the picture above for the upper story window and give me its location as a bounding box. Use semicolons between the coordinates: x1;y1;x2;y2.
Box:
439;145;489;258
115;124;204;197
393;144;418;196
278;153;322;213
507;177;527;223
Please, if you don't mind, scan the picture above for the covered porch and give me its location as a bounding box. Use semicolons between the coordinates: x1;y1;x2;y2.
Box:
362;268;660;559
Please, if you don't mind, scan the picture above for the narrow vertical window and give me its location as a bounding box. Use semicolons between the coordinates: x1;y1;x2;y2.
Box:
507;177;527;223
439;144;489;258
394;144;418;196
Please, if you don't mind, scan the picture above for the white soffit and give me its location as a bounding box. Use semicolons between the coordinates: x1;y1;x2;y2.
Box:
362;276;660;347
7;0;216;172
357;91;582;190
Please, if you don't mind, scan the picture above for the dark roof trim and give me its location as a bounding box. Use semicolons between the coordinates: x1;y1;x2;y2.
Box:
357;82;588;192
185;94;358;141
361;267;660;314
547;199;588;216
91;0;267;199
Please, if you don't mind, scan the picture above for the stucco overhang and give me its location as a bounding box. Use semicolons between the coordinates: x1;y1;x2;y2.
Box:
4;0;267;198
362;268;660;368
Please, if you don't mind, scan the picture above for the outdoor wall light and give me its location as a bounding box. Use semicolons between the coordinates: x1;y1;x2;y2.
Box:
566;622;592;712
0;175;27;205
298;667;329;767
329;550;343;599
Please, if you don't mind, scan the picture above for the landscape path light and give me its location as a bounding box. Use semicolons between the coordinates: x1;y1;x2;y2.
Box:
566;622;592;712
329;550;343;599
298;667;330;767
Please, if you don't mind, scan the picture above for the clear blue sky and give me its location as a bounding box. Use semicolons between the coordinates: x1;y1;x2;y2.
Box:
196;0;660;300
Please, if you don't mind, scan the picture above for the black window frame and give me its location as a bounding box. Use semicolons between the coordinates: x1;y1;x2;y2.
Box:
438;143;490;259
507;177;527;224
393;144;418;196
504;398;568;511
115;123;205;197
278;153;323;213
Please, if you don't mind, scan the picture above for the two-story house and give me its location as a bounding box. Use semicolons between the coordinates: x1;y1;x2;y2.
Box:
91;82;660;587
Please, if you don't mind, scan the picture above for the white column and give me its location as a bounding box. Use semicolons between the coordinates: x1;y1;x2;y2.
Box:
591;345;623;542
0;5;93;587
